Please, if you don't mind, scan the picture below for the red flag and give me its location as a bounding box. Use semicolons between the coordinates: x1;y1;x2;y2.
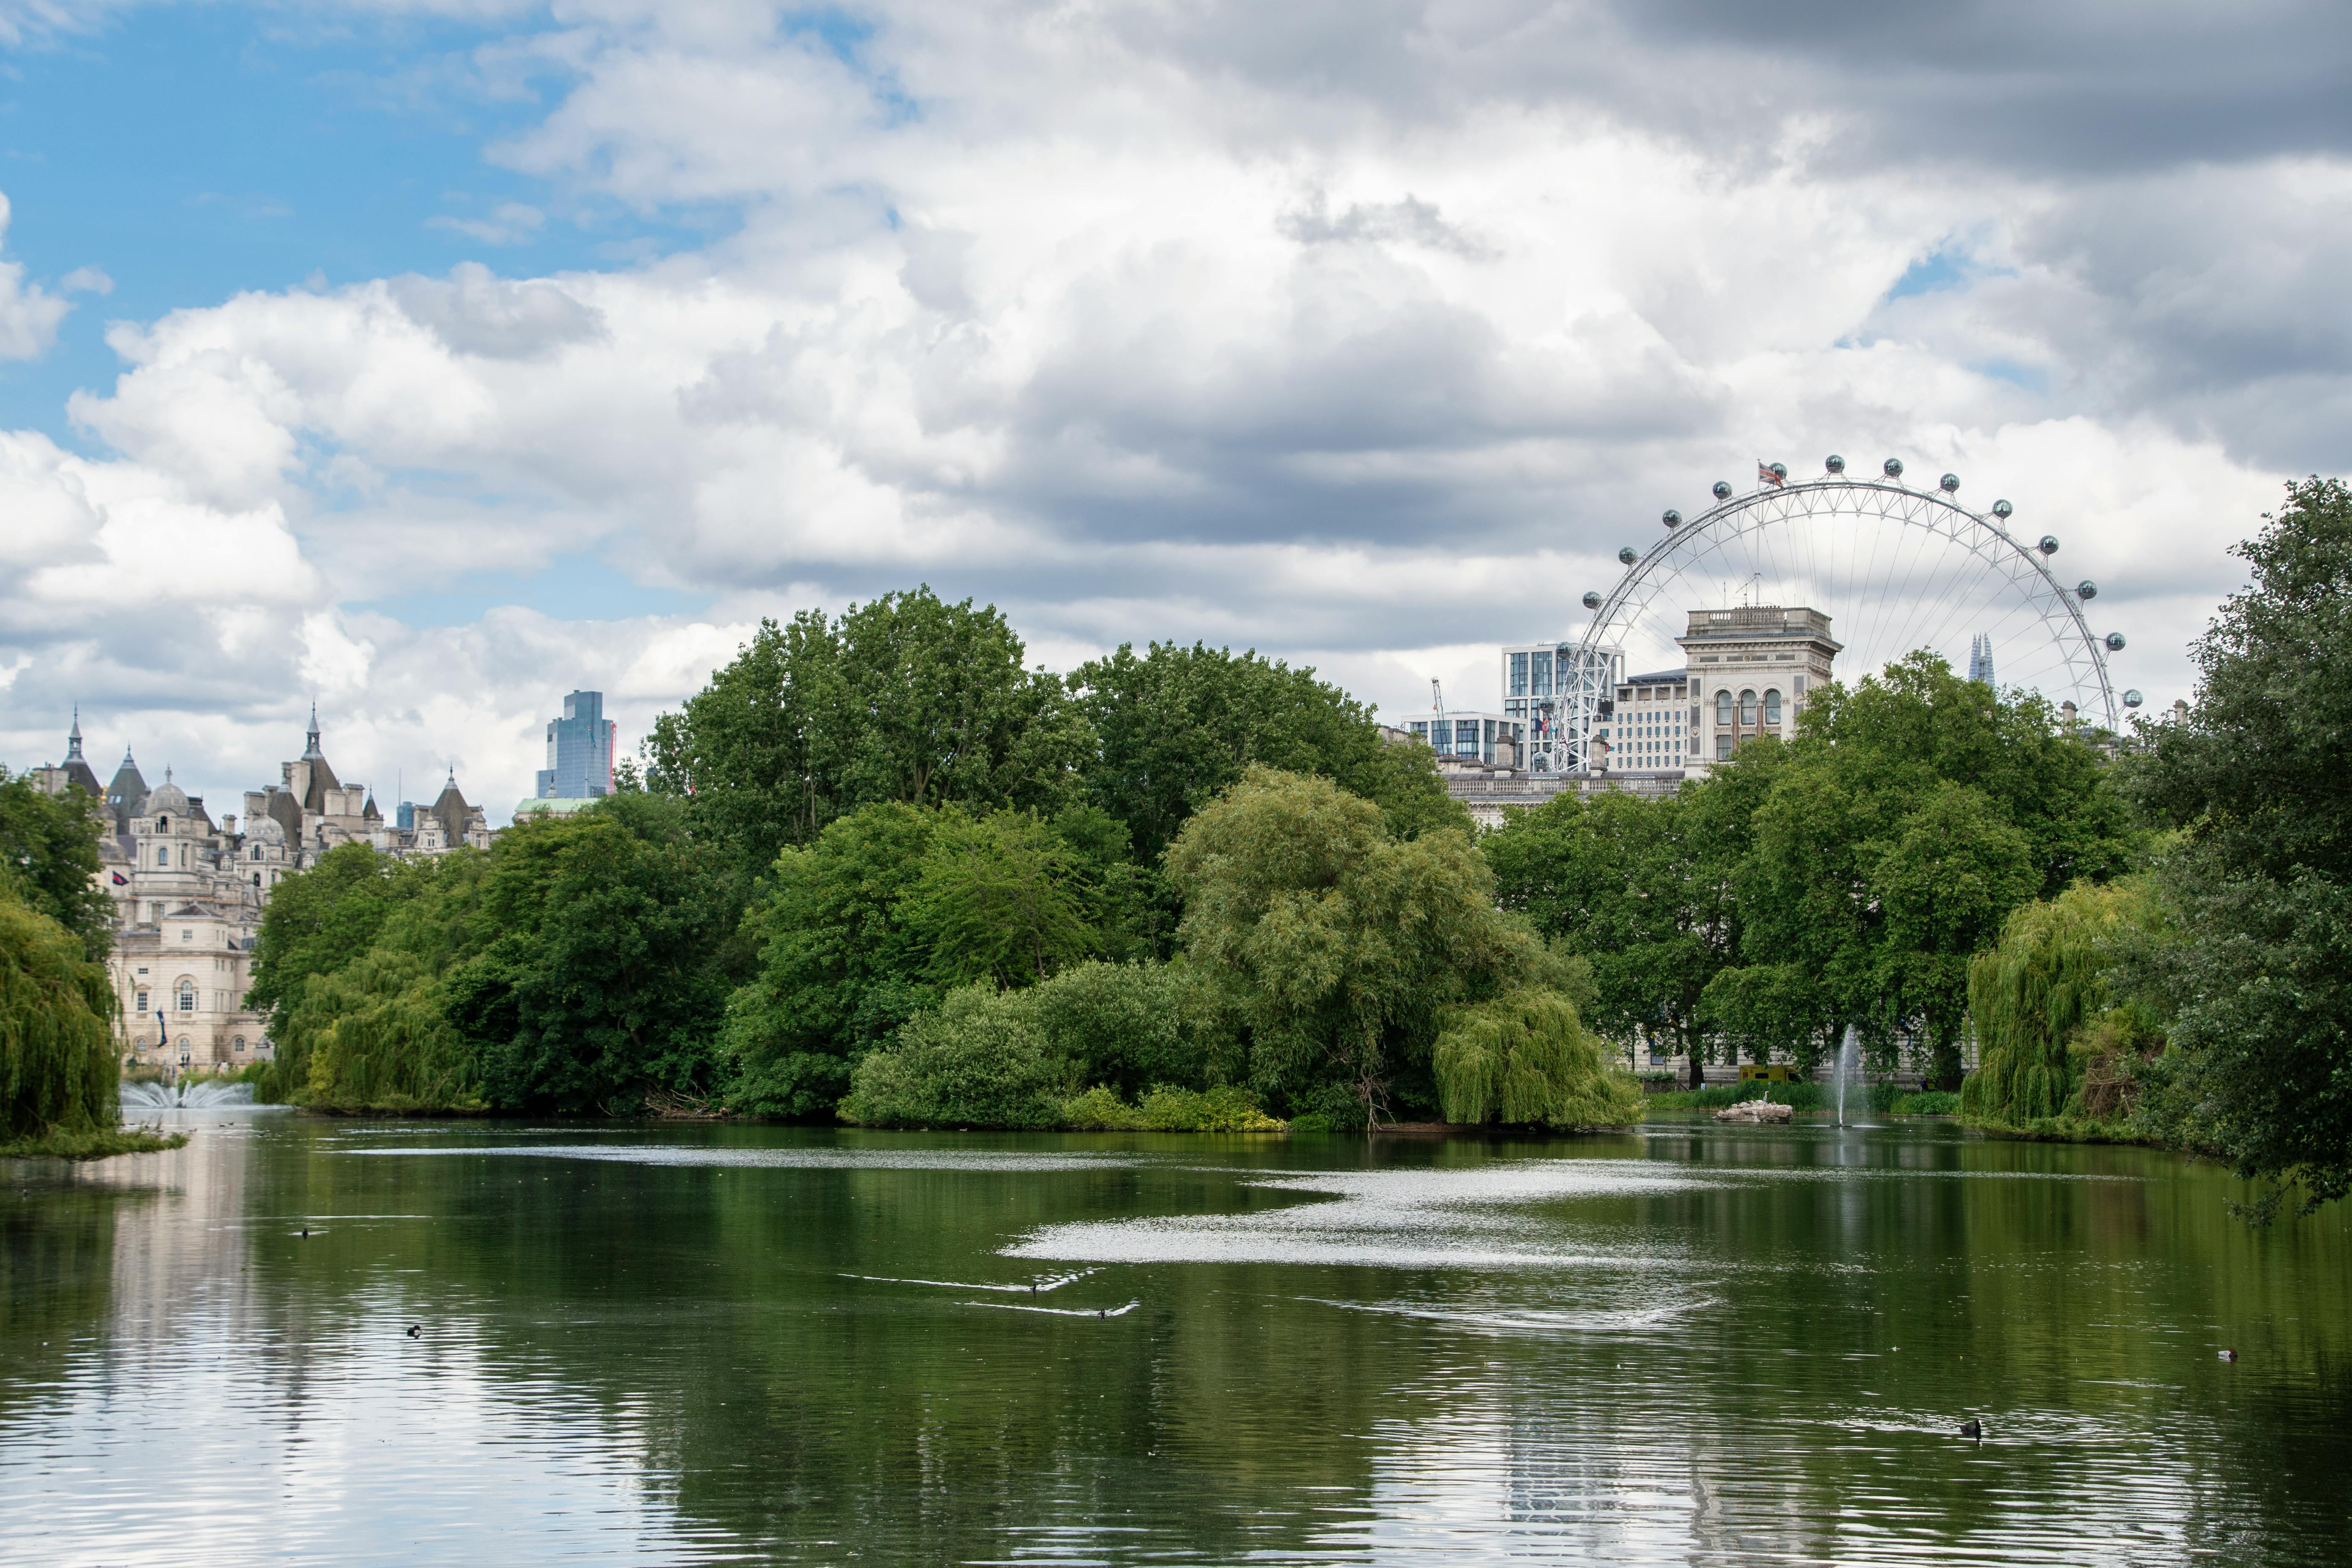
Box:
1757;461;1784;487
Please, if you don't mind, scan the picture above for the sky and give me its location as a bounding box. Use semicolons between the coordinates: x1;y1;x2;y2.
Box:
2;0;2347;822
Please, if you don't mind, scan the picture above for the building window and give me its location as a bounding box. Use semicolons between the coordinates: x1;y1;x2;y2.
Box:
1716;734;1733;760
1715;690;1733;726
1509;652;1528;696
253;873;263;888
157;847;169;866
1530;653;1553;697
156;815;168;831
1793;675;1806;696
1764;689;1782;726
1740;689;1758;726
181;928;193;942
251;847;262;861
234;1037;247;1054
176;980;196;1012
135;990;149;1013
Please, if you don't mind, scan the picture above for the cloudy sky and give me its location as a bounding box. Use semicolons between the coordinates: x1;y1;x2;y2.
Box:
0;0;2344;820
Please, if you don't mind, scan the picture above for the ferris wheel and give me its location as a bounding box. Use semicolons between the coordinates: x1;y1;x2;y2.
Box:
1569;457;2135;763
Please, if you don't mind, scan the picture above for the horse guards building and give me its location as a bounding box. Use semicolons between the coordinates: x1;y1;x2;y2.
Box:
23;708;492;1076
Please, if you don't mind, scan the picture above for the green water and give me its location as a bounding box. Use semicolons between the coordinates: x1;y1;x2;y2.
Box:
4;1111;2347;1565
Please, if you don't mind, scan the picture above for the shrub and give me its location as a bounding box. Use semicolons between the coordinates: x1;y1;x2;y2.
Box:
1892;1090;1961;1116
1138;1084;1283;1131
838;985;1070;1129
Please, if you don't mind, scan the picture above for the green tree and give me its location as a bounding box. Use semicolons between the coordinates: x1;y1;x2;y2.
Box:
1;891;119;1142
0;768;114;961
647;588;1092;883
837;984;1073;1130
445;794;745;1113
249;844;444;1102
1164;767;1554;1125
902;810;1100;990
1431;989;1644;1128
1071;640;1466;862
2121;476;2352;1214
1962;879;2161;1127
1710;653;2132;1082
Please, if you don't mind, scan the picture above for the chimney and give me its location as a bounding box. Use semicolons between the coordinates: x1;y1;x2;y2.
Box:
2172;699;2189;726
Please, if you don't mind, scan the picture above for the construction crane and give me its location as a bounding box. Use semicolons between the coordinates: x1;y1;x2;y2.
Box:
1430;678;1448;756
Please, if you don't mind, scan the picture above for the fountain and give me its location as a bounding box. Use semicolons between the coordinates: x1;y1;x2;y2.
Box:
120;1078;259;1109
1834;1025;1861;1129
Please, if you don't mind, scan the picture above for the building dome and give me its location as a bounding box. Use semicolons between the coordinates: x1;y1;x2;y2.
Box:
146;774;191;819
252;816;286;847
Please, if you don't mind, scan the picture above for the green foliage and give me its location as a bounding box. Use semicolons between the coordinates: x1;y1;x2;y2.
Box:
1059;1083;1284;1132
722;804;1146;1115
297;951;485;1113
447;795;745;1113
1165;767;1559;1123
0;768;115;961
1710;652;2133;1081
1894;1091;1961;1116
0;1126;185;1159
646;588;1092;882
1647;1081;1827;1112
1430;989;1644;1127
1024;960;1197;1098
1962;880;2159;1127
1071;640;1467;863
838;984;1073;1130
1;891;120;1142
1482;783;1751;1062
2120;477;2352;1216
250;841;437;1102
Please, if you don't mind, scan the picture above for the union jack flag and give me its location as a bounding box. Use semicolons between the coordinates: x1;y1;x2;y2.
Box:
1757;461;1784;487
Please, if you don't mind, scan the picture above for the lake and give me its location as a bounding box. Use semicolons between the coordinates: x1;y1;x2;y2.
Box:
4;1111;2347;1565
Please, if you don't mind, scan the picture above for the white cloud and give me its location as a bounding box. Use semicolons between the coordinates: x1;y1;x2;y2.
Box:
8;0;2348;808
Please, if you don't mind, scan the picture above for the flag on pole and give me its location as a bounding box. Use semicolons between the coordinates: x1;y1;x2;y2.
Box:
110;871;128;885
1757;461;1785;487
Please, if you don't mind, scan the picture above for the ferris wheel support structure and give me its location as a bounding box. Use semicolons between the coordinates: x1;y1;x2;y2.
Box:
1568;469;2119;769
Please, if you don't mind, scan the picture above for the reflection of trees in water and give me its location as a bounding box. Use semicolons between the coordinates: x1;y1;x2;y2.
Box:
1;1180;129;1423
221;1123;2352;1563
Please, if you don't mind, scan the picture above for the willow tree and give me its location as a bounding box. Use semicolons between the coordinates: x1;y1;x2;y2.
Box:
1961;880;2156;1125
1432;991;1642;1129
1;893;119;1143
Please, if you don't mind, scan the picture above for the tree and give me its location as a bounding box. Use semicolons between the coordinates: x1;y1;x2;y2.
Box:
646;588;1092;884
1431;990;1644;1128
1963;879;2162;1126
1483;781;1753;1065
1164;767;1556;1125
249;843;444;1102
1;891;119;1143
1710;653;2133;1083
0;769;114;961
1071;640;1465;862
446;794;744;1113
2121;477;2352;1214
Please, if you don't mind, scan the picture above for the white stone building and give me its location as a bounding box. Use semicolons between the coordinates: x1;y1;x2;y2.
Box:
1677;605;1840;776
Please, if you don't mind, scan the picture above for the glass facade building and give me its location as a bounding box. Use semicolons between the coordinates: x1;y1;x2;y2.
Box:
535;690;617;800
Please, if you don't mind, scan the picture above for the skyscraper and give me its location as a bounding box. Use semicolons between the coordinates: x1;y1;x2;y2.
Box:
535;690;616;799
1968;633;1995;688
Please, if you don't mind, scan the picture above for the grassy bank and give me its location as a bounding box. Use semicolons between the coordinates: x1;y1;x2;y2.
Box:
1644;1082;1961;1117
1;1127;188;1159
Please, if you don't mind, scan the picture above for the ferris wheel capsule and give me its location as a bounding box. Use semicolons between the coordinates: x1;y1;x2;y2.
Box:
1940;473;1961;493
1712;480;1733;500
1618;546;1639;566
1824;455;1846;474
1662;509;1682;528
2104;632;2126;652
2038;535;2060;555
1992;499;2014;519
2123;689;2144;708
1883;458;1904;479
2077;580;2099;600
1768;462;1788;482
1582;591;1603;611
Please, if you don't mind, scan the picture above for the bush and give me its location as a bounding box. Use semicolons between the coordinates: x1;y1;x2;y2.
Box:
1139;1084;1282;1131
838;985;1070;1129
1892;1090;1960;1116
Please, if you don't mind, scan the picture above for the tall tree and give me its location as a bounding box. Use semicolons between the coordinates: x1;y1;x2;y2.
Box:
2122;476;2352;1215
1;891;119;1142
0;769;114;961
1071;641;1465;861
1164;767;1555;1125
646;588;1091;883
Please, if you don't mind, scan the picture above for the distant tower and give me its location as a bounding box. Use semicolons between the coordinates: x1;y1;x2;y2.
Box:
1968;633;1995;688
536;691;616;799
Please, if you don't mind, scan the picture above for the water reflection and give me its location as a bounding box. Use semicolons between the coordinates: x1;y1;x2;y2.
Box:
1;1116;2346;1565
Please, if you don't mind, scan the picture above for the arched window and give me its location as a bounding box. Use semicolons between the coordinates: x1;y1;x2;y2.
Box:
1739;689;1758;727
1715;690;1733;726
156;847;169;866
176;979;196;1012
156;814;169;830
251;847;262;861
1764;689;1782;726
253;873;263;888
233;1037;247;1054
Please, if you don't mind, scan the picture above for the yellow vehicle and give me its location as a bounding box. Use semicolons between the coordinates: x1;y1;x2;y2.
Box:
1737;1064;1797;1083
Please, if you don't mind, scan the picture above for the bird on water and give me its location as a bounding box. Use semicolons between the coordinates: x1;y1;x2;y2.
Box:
1960;1419;1982;1440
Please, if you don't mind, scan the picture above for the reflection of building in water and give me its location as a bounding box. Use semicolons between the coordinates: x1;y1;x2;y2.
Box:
25;708;491;1074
